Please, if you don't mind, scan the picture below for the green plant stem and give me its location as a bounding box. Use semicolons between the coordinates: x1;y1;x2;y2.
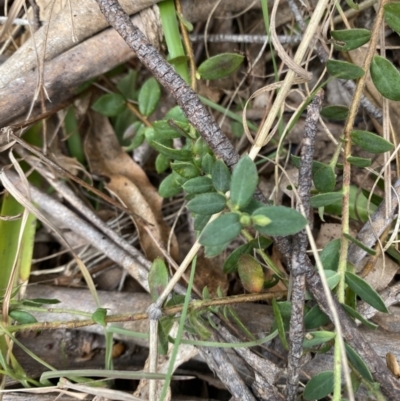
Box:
158;0;190;84
337;0;389;303
159;256;197;401
6;291;287;334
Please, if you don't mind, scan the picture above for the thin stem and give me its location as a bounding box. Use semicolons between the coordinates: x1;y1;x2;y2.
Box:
337;0;388;302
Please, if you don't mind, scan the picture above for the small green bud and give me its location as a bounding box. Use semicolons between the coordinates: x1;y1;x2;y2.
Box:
252;214;272;227
240;213;252;227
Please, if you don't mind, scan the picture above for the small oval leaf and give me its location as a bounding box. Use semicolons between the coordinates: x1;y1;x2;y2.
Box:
384;3;400;36
187;193;227;215
183;176;214;194
310;192;343;208
199;213;242;246
320;239;341;271
138;77;161;117
158;174;182;198
230;155;258;209
92;308;107;327
303;331;336;349
238;254;264;292
345;272;389;313
238;254;265;293
370;56;400;101
304;305;330;330
313;165;336;193
212;160;231;193
149;258;169;302
303;371;334;400
320;105;349;120
347;156;371;167
351;130;394;153
330;29;371;51
171;162;201;179
327;59;365;80
345;343;374;382
252;206;307;236
272;298;289;350
92;93;126;117
9;310;37;324
198;53;245;80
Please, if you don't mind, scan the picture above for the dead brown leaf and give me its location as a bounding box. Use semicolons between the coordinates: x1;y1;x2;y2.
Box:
85;112;178;261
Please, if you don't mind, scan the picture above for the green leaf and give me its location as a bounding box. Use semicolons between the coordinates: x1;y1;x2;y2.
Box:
158;317;174;355
194;214;212;231
28;298;61;305
150;141;193;161
138;77;161;117
310;192;343;208
303;371;334;400
223;237;272;273
345;343;374;382
171;162;200;179
325;270;340;290
384;3;400;35
370;56;400;101
117;69;137;99
324;186;376;222
201;153;215;175
199;213;242;246
158;174;182;198
351;130;394;153
345;0;359;10
320;105;349;120
320;239;341;271
345;272;389;313
148;258;169;302
330;29;371;51
9;310;37;324
197;53;245;80
237;254;265;293
306;270;339;299
304;305;330;330
347;156;371;167
165;106;188;124
303;331;335;349
272;298;289;350
314;165;336;193
211;160;231;193
343;233;376;256
292;156;332;181
155;154;170;174
153;120;183;140
91;308;107;327
230;156;259;209
183;176;214;194
341;303;378;330
327;59;365;80
187;193;227;215
92;93;126;117
204;242;231;257
252;206;307;236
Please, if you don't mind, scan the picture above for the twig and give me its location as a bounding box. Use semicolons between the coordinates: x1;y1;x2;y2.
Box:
1;168;155;293
286;90;323;401
189;33;302;44
217;323;284;401
337;0;389;303
196;339;257;401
